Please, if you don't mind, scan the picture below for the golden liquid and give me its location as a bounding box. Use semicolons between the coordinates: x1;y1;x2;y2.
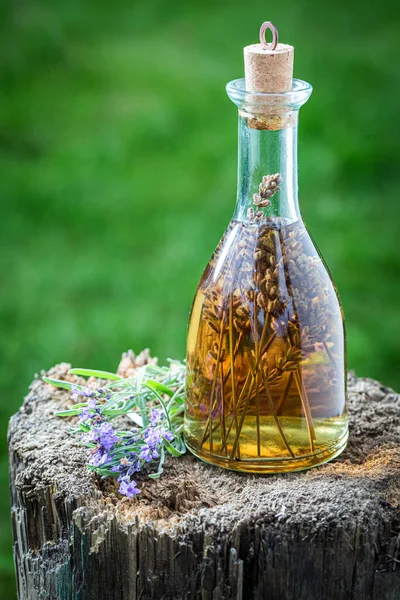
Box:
185;218;348;473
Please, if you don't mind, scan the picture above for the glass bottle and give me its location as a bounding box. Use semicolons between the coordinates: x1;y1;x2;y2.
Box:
184;77;348;473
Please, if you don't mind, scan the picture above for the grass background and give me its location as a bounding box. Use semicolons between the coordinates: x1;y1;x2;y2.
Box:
1;0;400;596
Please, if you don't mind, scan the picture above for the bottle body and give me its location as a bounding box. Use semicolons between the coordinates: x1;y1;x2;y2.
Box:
185;216;347;472
184;78;348;472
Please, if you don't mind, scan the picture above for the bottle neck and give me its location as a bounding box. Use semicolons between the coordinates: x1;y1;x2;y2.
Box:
233;111;300;223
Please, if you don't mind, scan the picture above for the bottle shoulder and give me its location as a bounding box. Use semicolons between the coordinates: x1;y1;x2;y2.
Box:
189;216;343;327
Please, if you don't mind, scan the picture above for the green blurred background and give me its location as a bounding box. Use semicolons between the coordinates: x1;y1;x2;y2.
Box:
1;0;400;596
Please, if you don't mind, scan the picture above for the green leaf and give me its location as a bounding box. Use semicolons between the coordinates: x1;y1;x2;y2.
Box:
43;377;82;391
111;444;140;454
77;423;91;432
54;409;81;417
68;368;122;381
178;437;187;454
92;468;118;478
162;436;185;457
169;405;184;420
145;380;174;397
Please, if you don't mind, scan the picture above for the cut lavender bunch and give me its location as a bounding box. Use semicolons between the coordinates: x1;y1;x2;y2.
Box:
43;360;186;498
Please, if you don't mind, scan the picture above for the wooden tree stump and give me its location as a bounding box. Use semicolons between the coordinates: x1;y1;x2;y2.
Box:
8;358;400;600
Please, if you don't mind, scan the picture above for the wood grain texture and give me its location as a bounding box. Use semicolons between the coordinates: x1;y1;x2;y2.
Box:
8;362;400;600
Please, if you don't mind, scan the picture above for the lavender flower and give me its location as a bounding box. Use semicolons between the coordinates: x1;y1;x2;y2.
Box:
150;408;162;426
78;407;92;422
144;427;162;448
71;386;81;402
112;453;140;479
95;422;118;451
81;422;118;451
118;476;140;498
78;398;99;423
81;386;95;398
88;447;109;467
140;445;156;462
163;430;173;442
49;359;187;500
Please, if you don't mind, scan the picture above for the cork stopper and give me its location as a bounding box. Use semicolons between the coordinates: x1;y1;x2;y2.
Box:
244;22;294;93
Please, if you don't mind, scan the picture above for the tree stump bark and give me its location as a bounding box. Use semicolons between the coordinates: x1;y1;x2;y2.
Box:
8;361;400;600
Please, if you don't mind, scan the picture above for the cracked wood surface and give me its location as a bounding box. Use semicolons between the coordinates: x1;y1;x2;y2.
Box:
8;361;400;600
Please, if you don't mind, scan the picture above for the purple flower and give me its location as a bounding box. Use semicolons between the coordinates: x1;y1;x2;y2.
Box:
88;447;109;467
78;407;92;422
78;398;99;422
71;386;81;402
72;386;97;403
81;386;95;398
144;427;162;448
118;476;140;498
96;422;118;451
112;453;141;479
139;445;153;462
81;422;118;452
81;429;96;444
163;430;173;442
150;409;162;426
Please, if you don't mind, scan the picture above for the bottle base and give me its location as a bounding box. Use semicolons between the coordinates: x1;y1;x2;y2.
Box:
185;428;348;474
